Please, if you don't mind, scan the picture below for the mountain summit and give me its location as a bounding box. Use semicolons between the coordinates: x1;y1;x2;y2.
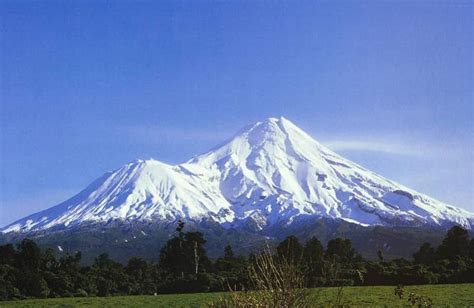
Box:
2;117;473;233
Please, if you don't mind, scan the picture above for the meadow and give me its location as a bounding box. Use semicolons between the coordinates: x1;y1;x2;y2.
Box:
1;284;473;307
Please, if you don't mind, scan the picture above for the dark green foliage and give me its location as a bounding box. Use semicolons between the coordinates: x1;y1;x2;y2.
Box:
16;239;41;270
377;250;384;262
407;292;433;307
214;245;239;273
159;232;211;276
394;284;404;299
303;237;324;263
470;239;474;260
322;238;364;287
437;226;470;259
0;265;20;300
214;245;249;291
413;243;435;264
303;237;324;287
223;245;234;259
1;218;455;264
0;225;473;301
326;238;362;265
90;253;130;296
0;244;16;265
365;226;474;286
276;235;304;263
126;257;157;295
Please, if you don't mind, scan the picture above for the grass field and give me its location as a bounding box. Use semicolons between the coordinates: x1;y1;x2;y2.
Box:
1;284;473;307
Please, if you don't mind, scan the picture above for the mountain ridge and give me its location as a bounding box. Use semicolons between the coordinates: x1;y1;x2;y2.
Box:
2;117;473;233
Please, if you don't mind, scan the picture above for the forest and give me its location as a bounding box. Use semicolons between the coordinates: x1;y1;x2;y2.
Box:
0;225;473;300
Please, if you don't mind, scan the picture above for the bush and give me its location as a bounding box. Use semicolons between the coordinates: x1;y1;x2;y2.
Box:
408;292;433;308
208;247;311;308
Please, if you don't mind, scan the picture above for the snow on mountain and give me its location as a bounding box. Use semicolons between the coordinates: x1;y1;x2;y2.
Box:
2;160;234;233
2;117;473;233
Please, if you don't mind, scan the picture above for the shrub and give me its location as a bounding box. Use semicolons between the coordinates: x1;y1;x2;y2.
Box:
394;284;404;299
208;247;311;308
408;292;433;308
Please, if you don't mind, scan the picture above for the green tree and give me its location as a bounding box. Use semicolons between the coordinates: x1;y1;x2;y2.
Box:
159;232;211;277
16;239;41;271
276;236;303;263
126;257;156;295
0;264;20;300
413;243;435;264
469;239;474;260
90;253;128;296
0;244;16;266
303;237;324;286
303;237;324;263
21;272;50;298
96;277;112;297
215;245;238;273
437;226;470;260
40;248;57;271
326;238;360;264
377;250;384;262
224;245;234;260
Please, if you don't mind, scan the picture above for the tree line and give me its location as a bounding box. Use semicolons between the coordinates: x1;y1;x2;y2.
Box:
0;224;473;300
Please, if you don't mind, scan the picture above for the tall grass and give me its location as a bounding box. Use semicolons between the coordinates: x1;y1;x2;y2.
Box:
208;247;311;307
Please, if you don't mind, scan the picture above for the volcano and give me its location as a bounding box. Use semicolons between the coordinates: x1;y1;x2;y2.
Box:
2;117;472;234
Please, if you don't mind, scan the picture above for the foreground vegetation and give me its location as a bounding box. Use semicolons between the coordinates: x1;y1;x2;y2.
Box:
1;284;473;307
1;223;473;302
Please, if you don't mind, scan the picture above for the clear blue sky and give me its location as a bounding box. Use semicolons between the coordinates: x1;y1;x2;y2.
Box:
1;0;473;226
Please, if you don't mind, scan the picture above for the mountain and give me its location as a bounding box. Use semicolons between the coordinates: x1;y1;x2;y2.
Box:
2;117;473;235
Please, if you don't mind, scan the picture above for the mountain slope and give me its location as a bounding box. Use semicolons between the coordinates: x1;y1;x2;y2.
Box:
184;117;472;229
2;117;473;233
2;160;234;233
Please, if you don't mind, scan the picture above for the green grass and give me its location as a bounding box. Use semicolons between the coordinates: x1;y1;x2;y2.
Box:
1;284;473;307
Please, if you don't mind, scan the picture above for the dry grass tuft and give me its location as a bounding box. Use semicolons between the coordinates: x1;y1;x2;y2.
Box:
208;247;311;307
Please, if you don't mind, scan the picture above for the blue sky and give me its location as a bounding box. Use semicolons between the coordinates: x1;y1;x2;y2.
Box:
0;0;472;226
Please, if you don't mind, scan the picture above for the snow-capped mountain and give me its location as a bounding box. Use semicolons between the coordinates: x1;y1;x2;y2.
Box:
2;117;473;233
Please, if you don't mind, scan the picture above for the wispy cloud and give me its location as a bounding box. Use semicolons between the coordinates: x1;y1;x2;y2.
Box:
119;124;467;159
323;140;419;155
321;138;465;158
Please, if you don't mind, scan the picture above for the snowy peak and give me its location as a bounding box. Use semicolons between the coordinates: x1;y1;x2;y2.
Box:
2;159;234;233
240;116;303;148
227;116;325;155
2;117;473;233
190;116;332;170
